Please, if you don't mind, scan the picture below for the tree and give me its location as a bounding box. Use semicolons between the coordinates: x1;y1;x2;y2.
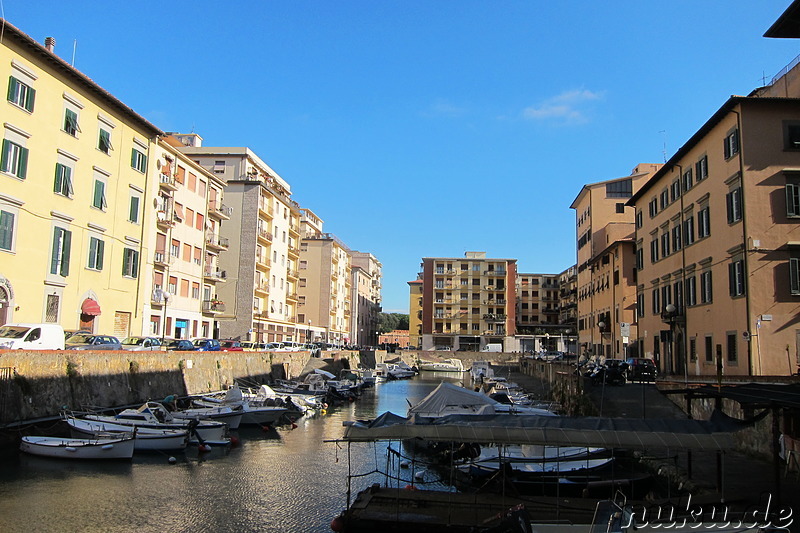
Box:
377;312;409;334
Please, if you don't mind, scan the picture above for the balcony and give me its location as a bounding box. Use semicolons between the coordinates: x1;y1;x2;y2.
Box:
202;299;225;313
156;209;175;229
255;282;270;296
158;173;178;191
151;289;166;305
256;256;271;271
154;250;170;267
206;233;229;251
288;224;300;237
483;314;507;322
287;269;299;280
483;270;507;276
204;268;226;282
257;228;273;245
542;307;559;314
286;291;299;302
209;203;232;221
287;246;300;259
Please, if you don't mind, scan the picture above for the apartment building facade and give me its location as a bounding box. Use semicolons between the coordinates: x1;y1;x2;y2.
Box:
0;22;163;335
629;96;800;377
417;252;517;351
349;251;382;347
558;265;578;325
407;278;423;348
141;136;228;340
571;165;661;358
178;140;302;343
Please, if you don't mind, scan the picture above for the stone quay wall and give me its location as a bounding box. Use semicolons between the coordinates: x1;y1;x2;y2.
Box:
0;349;370;425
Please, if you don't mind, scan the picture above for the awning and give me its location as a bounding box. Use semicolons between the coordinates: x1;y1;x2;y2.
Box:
81;298;101;316
341;412;739;451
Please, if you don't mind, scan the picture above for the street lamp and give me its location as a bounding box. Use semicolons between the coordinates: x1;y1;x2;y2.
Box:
661;303;678;375
307;320;312;343
160;291;171;343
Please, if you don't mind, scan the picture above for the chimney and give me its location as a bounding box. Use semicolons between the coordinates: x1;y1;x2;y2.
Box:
44;37;56;52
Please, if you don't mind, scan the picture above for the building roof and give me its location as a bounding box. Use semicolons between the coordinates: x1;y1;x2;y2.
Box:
765;0;800;38
0;19;162;138
569;170;650;209
628;96;800;205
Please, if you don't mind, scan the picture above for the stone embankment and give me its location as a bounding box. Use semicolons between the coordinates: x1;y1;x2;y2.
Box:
0;348;378;426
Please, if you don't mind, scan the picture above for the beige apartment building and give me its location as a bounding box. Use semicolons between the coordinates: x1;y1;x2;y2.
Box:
558;265;578;326
176;138;302;343
571;165;661;358
407;278;423;348
140;136;228;340
629;94;800;377
515;273;573;352
350;251;382;347
417;252;517;351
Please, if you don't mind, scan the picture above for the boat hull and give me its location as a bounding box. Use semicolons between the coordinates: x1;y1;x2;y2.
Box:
20;436;135;460
82;414;228;445
66;417;188;451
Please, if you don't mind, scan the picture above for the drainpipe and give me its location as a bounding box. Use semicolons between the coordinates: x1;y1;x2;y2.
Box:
676;163;689;383
133;137;154;325
731;109;753;376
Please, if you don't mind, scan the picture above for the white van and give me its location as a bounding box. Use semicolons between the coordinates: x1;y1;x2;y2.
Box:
481;343;503;353
0;323;66;350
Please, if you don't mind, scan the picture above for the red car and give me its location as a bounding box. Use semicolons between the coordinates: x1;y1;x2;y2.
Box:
219;340;244;351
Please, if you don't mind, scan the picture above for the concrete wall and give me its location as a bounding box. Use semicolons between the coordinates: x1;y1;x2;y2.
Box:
0;349;367;425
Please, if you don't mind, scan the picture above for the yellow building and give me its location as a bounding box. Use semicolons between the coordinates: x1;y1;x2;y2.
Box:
0;22;162;335
407;278;423;348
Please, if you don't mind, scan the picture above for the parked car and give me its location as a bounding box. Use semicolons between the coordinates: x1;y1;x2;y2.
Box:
279;341;303;352
64;329;90;341
65;334;121;350
164;339;195;351
239;341;256;351
0;323;66;350
625;357;658;382
121;336;162;351
219;340;244;351
589;358;629;386
192;338;221;351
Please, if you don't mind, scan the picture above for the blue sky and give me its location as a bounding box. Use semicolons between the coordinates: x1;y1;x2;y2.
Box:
9;1;800;312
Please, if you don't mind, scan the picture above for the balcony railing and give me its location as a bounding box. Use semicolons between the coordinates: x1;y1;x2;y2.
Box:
158;174;177;190
204;268;226;280
258;228;273;242
484;270;507;276
483;314;507;322
206;234;229;250
202;299;226;313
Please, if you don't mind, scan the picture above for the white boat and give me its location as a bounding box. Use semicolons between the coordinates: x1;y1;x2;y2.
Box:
469;360;494;382
249;384;324;413
417;358;465;373
20;435;135;460
65;416;189;451
82;402;229;445
375;362;416;380
408;381;557;417
171;404;243;430
195;386;289;426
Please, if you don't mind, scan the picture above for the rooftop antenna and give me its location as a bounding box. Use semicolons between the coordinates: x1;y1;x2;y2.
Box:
71;39;77;66
659;130;667;163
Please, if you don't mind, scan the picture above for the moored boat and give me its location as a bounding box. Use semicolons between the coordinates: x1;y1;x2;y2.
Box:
20;435;135;460
65;416;189;451
417;358;465;373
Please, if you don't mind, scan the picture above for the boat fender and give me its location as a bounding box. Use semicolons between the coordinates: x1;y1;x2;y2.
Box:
261;425;271;432
400;461;410;469
229;436;240;447
198;444;212;453
329;516;345;532
168;456;177;464
65;447;77;452
404;484;417;490
320;409;327;415
101;444;114;450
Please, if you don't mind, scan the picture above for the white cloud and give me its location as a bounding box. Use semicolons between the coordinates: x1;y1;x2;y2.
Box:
425;98;467;118
522;89;604;124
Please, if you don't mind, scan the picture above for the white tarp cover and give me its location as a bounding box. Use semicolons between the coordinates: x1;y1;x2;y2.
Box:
341;411;737;451
408;381;556;418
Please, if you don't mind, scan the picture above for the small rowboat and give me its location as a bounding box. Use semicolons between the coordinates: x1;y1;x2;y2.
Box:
20;435;135;460
65;416;189;451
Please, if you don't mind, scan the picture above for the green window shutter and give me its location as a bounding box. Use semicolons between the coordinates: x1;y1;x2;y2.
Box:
88;238;97;268
0;210;13;250
132;250;139;278
97;239;104;270
54;163;63;193
61;229;71;276
1;139;9;172
131;148;137;168
122;248;129;276
791;258;800;295
24;86;35;112
129;196;140;222
7;76;17;102
18;146;28;179
50;228;61;275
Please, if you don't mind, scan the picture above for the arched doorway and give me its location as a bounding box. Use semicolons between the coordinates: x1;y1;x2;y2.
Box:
79;298;101;332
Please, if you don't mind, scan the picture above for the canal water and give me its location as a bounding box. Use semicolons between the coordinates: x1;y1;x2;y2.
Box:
0;373;463;533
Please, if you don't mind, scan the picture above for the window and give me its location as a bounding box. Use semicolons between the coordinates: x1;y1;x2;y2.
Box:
684;217;695;246
682;168;693;191
660;189;669;210
170;239;180;257
1;139;29;179
726;332;737;363
92;179;107;210
661;285;672;308
87;237;104;270
670;180;681;202
786;176;800;217
168;276;177;294
98;128;112;154
661;231;671;257
705;336;713;363
63;108;80;136
697;206;710;238
636;246;644;270
53;163;73;197
700;270;713;303
616;202;625;214
131;147;147;173
122;248;139;278
672;225;682;252
7;76;35;112
690;338;697;362
723;129;740;160
728;259;745;297
673;281;683;312
50;227;72;276
696;155;708;181
651;287;661;315
785;122;800;150
637;293;645;319
686;276;697;306
726;187;742;223
128;194;140;223
790;255;800;295
648;198;658;217
635;210;643;229
650;238;659;262
606;179;632;198
0;209;15;251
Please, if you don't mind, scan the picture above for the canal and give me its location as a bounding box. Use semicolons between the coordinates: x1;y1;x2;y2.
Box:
0;373;463;533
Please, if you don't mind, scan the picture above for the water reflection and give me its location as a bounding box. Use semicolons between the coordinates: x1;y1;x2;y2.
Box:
0;374;462;533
